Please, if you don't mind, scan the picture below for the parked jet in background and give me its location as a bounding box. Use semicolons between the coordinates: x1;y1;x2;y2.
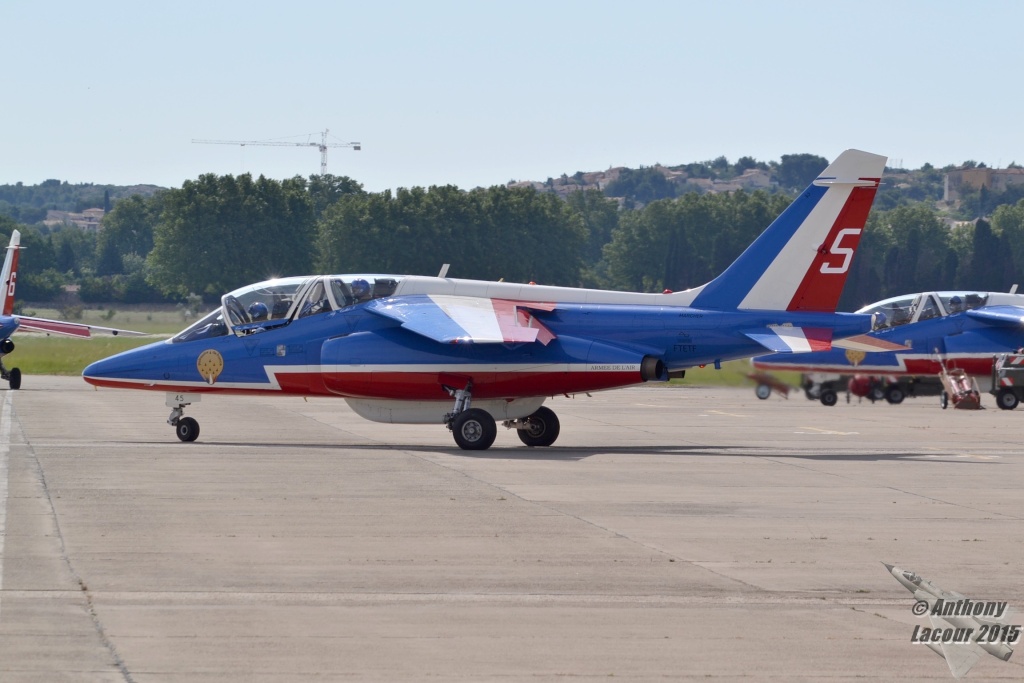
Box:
752;289;1024;407
0;230;148;388
84;149;893;450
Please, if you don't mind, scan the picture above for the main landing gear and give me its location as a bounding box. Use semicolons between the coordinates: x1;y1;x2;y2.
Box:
166;393;201;442
0;338;21;390
442;381;561;450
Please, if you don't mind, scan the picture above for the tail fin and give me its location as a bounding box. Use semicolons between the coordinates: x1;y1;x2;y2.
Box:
690;149;886;312
0;230;20;316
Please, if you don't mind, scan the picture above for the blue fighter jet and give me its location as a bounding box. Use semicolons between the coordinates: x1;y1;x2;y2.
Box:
752;289;1024;408
84;149;897;449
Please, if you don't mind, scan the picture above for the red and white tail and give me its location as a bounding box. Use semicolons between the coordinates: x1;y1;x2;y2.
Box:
691;150;886;312
0;229;21;316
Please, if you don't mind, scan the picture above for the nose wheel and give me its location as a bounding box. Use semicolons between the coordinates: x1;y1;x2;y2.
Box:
166;393;202;442
0;343;21;389
174;416;200;442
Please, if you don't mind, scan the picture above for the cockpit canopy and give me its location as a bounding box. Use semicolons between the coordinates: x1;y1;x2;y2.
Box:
171;274;402;343
858;291;989;331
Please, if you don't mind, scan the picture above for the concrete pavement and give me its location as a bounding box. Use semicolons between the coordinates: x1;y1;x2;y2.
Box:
1;377;1022;681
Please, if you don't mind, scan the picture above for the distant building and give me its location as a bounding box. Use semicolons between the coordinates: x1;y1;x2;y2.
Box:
944;167;1024;202
43;207;105;231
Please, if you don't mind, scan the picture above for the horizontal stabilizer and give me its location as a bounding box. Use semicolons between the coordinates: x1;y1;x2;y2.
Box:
15;315;149;338
832;334;910;352
744;326;831;353
366;295;556;345
966;306;1024;327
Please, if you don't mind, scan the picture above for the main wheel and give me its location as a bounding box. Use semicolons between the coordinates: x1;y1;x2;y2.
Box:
940;391;949;410
8;367;20;390
820;389;838;407
517;406;560;447
175;417;200;442
451;408;496;450
885;385;905;405
755;384;771;400
997;388;1019;410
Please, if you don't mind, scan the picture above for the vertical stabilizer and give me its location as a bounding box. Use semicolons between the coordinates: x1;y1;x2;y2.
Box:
691;149;886;312
0;230;21;316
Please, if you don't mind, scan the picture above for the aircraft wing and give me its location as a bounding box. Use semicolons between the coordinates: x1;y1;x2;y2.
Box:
831;334;910;352
366;295;556;345
966;306;1024;327
15;315;149;338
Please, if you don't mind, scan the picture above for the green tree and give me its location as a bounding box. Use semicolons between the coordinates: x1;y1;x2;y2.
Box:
147;174;315;300
775;153;829;191
97;194;159;275
316;185;585;285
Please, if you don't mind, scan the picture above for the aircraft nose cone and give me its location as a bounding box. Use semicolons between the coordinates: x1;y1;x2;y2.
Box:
82;340;167;386
881;562;895;572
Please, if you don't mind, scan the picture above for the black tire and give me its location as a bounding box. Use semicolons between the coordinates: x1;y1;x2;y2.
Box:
755;384;771;400
175;417;200;442
8;367;20;390
940;391;949;410
997;388;1019;410
0;338;14;354
870;386;886;402
517;406;560;447
885;385;905;405
451;408;496;450
820;389;838;407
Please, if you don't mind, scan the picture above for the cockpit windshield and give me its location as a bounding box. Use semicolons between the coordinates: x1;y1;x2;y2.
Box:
859;291;989;330
172;308;229;343
170;275;404;341
222;276;308;328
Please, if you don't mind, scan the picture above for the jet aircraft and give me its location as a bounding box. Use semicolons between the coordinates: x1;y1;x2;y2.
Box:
84;149;892;449
884;563;1015;678
0;230;147;389
752;289;1024;407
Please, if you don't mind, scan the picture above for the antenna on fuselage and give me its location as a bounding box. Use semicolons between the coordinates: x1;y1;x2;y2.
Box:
437;264;450;278
1010;284;1018;294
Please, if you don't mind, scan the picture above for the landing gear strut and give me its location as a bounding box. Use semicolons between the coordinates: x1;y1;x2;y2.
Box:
166;393;201;442
443;381;496;450
0;338;21;389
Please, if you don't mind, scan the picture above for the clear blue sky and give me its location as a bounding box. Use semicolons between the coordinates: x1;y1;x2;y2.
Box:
2;1;1021;191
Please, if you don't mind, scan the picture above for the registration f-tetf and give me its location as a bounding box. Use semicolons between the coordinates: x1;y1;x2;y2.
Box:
84;149;894;449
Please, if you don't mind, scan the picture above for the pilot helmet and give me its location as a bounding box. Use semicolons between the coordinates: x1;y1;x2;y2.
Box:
351;278;371;299
247;301;269;321
949;295;963;310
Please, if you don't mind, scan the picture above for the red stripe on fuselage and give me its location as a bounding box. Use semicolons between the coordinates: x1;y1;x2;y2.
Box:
84;368;646;400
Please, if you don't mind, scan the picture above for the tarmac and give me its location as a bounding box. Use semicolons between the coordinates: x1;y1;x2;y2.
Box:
1;376;1023;682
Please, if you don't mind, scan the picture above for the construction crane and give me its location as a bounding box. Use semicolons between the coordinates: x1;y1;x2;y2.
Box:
192;129;361;175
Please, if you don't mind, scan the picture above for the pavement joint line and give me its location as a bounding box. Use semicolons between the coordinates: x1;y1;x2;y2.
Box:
0;391;10;622
2;589;914;606
13;395;137;683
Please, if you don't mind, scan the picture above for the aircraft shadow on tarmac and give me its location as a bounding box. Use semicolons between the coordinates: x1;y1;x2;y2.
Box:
122;440;991;464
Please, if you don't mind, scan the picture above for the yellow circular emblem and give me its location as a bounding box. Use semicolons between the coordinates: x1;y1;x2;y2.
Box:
844;349;866;367
197;349;224;384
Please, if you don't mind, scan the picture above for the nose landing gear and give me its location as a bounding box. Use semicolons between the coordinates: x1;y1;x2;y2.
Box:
166;393;201;442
